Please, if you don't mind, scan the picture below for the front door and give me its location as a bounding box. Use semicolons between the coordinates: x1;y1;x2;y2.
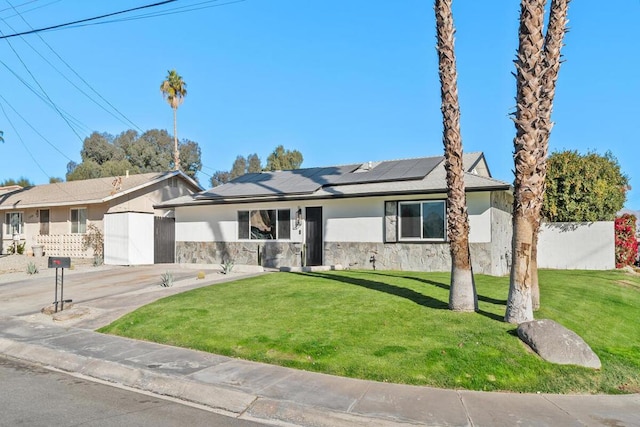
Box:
39;209;50;235
305;207;323;266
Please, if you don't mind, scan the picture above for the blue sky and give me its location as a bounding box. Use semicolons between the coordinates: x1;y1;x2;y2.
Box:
0;1;638;209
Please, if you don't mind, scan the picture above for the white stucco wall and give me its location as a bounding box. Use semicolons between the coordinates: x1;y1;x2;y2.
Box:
176;202;305;243
467;192;491;243
175;192;494;244
537;222;615;270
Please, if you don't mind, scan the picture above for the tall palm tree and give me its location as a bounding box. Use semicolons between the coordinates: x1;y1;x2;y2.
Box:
505;0;569;323
160;70;187;171
505;0;546;324
435;0;477;311
530;0;571;310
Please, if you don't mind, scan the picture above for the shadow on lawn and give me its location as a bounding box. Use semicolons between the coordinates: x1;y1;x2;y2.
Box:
305;272;449;310
372;272;507;306
324;271;505;322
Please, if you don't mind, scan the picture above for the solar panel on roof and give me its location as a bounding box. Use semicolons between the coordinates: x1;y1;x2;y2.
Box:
195;157;443;200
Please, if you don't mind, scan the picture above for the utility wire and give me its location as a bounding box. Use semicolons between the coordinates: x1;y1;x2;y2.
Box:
0;99;60;182
0;0;62;20
2;2;143;132
0;0;176;39
0;93;75;162
1;25;88;141
70;0;246;28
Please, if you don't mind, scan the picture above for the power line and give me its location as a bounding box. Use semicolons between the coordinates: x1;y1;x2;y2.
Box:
0;0;177;40
69;0;246;29
2;2;143;132
0;32;86;142
0;93;75;162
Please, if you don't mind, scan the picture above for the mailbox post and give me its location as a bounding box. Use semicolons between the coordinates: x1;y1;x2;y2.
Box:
48;257;72;312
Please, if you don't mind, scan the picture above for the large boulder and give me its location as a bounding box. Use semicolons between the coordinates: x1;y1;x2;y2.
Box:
517;319;601;369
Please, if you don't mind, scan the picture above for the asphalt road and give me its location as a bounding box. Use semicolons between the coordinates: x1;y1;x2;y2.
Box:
0;355;270;427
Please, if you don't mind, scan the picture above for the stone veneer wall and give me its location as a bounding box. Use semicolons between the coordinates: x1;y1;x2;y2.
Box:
176;241;303;268
324;241;497;274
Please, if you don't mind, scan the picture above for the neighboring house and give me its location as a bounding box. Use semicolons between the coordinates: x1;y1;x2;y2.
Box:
157;152;514;276
0;171;202;258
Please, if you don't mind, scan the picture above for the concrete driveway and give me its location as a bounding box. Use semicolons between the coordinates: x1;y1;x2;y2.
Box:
2;264;265;329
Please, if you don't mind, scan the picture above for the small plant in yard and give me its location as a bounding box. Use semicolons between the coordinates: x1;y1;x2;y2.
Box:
221;259;234;274
93;255;104;267
83;224;104;260
197;270;206;280
160;271;174;287
26;261;39;275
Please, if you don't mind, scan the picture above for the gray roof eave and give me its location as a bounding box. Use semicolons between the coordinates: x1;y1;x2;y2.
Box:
157;183;512;208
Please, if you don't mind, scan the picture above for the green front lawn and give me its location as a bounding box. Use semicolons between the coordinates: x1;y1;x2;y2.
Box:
99;269;640;394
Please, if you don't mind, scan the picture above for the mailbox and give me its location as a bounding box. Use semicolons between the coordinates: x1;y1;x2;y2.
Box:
48;257;71;269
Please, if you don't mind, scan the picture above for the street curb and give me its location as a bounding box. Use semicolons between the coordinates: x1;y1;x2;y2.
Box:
0;337;415;427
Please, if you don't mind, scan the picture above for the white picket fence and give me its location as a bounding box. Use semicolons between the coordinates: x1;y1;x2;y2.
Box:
35;234;92;258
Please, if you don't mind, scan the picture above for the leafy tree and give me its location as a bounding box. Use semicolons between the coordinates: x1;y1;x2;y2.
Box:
67;128;202;181
265;145;303;171
66;160;103;181
49;177;64;183
542;150;628;222
230;156;248;179
160;69;187;171
178;140;202;179
247;153;262;173
81;132;123;165
435;0;476;311
1;177;33;187
210;170;231;187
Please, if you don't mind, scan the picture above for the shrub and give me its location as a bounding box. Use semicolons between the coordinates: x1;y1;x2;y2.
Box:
83;224;104;259
615;214;638;268
221;259;234;275
197;271;206;280
26;262;39;275
160;271;174;287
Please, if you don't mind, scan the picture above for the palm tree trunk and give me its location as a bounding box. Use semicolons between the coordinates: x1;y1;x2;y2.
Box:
531;227;540;310
505;0;546;324
529;0;571;311
435;0;477;312
173;106;180;171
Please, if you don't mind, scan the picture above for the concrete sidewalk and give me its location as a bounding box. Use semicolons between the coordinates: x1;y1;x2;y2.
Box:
0;267;638;426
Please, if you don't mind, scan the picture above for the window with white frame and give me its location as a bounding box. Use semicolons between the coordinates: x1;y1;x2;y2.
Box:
238;209;291;240
70;208;87;234
4;212;23;236
398;200;446;241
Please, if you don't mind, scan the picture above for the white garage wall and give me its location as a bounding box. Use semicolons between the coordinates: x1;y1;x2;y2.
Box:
538;222;615;270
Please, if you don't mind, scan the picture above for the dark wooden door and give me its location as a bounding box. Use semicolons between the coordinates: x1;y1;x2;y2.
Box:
154;217;175;264
39;209;50;235
305;207;323;266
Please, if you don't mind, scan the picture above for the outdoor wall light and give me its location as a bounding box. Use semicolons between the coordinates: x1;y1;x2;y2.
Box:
295;208;302;228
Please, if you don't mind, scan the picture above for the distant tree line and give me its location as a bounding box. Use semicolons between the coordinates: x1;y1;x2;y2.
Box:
209;145;303;187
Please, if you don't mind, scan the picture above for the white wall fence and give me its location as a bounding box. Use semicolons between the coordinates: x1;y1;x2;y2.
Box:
35;234;91;258
537;222;614;270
